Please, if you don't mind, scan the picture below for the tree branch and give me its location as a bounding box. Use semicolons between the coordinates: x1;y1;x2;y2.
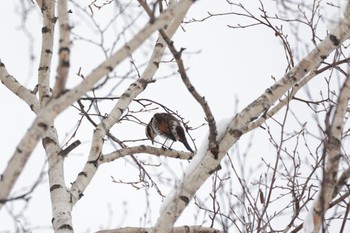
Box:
0;61;40;113
0;0;194;212
138;0;218;157
152;1;350;231
97;226;224;233
246;65;320;133
100;146;193;164
38;0;55;106
311;68;350;232
68;0;195;207
333;166;350;197
52;0;71;97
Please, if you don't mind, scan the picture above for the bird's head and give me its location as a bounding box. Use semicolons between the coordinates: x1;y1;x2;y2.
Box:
145;122;156;144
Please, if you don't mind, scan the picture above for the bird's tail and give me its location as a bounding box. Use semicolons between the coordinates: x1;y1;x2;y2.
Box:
182;140;194;153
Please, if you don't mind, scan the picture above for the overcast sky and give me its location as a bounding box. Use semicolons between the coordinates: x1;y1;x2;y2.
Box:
0;0;347;232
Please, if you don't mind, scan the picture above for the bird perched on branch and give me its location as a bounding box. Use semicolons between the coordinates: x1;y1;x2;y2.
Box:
146;112;194;153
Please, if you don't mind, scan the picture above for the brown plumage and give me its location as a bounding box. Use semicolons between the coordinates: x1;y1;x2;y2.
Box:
145;113;194;153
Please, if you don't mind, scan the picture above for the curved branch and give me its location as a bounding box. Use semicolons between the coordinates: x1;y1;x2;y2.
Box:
0;61;39;113
152;1;350;232
0;0;192;211
100;146;193;164
68;0;195;207
139;0;218;157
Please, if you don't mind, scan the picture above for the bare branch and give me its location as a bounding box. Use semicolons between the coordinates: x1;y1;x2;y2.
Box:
312;70;350;232
152;1;350;231
68;0;195;207
101;146;193;163
139;0;218;157
97;226;224;233
38;0;55;106
0;0;194;212
52;0;71;97
0;61;40;113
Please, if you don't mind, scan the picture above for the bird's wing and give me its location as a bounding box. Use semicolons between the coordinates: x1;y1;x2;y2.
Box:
159;119;177;141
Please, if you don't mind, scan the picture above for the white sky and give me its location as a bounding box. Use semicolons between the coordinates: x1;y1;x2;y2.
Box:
0;0;348;232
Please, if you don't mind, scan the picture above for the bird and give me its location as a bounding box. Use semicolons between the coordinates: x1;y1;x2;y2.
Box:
145;112;194;153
